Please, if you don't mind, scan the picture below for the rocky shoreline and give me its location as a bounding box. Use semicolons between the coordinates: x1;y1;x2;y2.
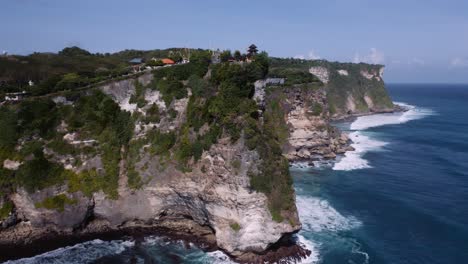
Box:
0;219;310;263
0;104;405;263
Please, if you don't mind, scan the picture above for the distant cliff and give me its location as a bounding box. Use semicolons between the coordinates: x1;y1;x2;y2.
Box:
270;58;395;119
266;58;395;162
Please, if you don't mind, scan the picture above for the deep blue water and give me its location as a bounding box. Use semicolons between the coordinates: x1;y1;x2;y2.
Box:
5;84;468;264
293;83;468;264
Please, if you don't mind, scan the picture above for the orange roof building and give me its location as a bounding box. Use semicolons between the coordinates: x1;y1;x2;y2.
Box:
161;58;175;64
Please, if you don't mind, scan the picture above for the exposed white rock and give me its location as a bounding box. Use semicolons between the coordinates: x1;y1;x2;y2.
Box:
144;90;166;111
379;67;385;79
309;66;329;83
337;69;349;76
360;70;374;80
56;120;69;133
91;137;300;256
360;68;384;81
364;95;374;109
63;132;96;146
346;94;357;112
253;78;285;108
119;97;138;113
283;88;350;162
52;96;73;105
3;159;21;170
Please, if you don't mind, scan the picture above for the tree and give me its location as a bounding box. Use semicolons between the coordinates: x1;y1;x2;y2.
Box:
247;44;258;57
58;46;92;57
234;50;242;61
220;50;232;63
146;59;164;67
55;73;82;91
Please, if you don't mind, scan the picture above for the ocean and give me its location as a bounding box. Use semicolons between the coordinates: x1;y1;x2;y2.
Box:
4;84;468;264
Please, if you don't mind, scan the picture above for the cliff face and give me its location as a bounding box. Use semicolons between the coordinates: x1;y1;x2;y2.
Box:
265;86;352;162
312;63;394;118
267;58;395;162
270;58;395;120
0;67;300;261
0;57;394;261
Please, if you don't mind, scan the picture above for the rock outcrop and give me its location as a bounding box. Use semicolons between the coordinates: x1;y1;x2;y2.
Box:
0;73;301;262
309;66;329;83
264;86;351;163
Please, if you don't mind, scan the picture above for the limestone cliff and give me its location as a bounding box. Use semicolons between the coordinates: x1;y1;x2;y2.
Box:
270;58;395;120
0;64;301;262
0;56;395;262
267;58;396;162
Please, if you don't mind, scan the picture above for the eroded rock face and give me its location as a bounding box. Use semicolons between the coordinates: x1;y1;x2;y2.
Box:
0;75;300;260
91;137;300;256
3;159;21;170
11;187;92;230
1;137;300;258
360;67;383;81
309;66;329;83
337;69;349;76
274;87;350;162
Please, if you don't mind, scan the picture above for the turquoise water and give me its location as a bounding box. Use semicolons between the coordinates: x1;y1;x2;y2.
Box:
5;84;468;263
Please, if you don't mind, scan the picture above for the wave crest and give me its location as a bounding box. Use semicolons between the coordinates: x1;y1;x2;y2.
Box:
296;195;362;232
350;102;434;130
4;239;135;264
334;102;433;171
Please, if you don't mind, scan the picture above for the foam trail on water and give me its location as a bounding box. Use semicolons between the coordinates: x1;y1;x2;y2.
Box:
334;102;434;171
333;131;387;171
296;195;362;232
351;102;434;130
4;239;135;264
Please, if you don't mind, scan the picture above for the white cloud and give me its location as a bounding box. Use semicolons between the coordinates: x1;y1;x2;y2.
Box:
409;58;425;66
353;48;385;64
451;57;468;67
294;50;321;60
308;50;321;60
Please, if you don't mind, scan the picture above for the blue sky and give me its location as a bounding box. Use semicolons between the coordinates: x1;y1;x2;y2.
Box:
1;0;468;83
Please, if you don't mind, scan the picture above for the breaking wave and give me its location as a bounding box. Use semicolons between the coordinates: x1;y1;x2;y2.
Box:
333;131;388;171
334;102;434;171
294;195;364;263
296;195;362;233
350;102;434;130
296;234;320;264
4;239;135;264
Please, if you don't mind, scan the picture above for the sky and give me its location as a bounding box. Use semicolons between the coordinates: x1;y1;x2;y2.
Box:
1;0;468;83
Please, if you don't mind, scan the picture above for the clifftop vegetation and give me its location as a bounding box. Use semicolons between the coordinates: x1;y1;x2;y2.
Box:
0;46;298;223
0;46;394;224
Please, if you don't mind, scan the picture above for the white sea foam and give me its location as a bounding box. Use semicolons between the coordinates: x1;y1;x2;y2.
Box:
4;239;135;264
296;235;320;264
334;102;433;171
333;131;387;171
350;238;370;264
296;195;362;233
350;102;434;130
206;250;237;264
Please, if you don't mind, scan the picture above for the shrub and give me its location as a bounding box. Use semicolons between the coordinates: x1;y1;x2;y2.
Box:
0;200;13;220
35;194;77;212
129;80;147;108
230;222;241;232
310;102;323;116
15;150;70;192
